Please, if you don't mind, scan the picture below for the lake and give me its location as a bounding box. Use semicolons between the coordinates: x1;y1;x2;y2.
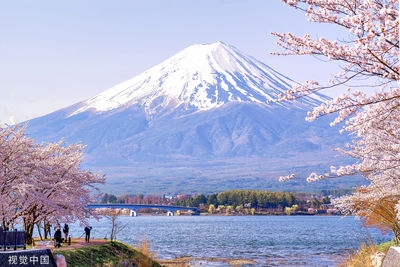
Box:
43;215;393;266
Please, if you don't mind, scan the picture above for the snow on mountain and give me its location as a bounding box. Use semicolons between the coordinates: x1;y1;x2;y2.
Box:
25;42;352;194
69;41;327;117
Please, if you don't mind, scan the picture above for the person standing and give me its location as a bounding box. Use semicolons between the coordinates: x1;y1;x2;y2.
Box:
63;224;69;242
84;226;92;243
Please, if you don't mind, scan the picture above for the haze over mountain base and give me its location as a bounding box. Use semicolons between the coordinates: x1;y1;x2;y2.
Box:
92;155;362;195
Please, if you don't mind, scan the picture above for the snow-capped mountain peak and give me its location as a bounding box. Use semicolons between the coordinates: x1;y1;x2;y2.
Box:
70;41;326;117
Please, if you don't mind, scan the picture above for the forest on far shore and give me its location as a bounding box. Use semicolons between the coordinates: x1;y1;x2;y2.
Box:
100;189;352;215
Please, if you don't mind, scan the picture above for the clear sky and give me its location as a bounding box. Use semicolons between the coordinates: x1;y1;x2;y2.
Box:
0;0;346;124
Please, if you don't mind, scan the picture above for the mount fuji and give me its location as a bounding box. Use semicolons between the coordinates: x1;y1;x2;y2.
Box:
26;42;355;194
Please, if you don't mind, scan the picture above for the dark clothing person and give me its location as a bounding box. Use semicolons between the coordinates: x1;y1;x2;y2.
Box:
63;224;69;242
44;223;51;239
84;226;92;243
54;228;62;248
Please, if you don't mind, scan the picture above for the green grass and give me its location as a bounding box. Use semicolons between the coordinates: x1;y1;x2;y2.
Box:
53;241;161;267
377;239;397;253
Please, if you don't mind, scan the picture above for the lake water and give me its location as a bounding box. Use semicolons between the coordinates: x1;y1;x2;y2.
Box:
43;215;392;266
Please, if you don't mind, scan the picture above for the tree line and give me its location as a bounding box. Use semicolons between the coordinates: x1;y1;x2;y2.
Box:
173;190;297;209
100;190;335;210
101;190;299;209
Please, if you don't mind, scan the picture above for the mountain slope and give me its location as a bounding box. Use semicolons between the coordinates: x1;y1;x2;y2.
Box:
26;42;356;194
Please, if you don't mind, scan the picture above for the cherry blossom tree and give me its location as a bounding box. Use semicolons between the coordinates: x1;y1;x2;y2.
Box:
20;140;104;244
332;102;400;241
0;125;36;230
0;125;105;244
271;0;398;125
272;0;400;238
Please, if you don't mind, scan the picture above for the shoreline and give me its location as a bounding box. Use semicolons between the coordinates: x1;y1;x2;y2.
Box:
128;212;342;216
158;257;257;266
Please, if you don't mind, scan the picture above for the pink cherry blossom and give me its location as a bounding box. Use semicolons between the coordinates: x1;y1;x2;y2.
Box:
274;0;400;233
0;125;105;244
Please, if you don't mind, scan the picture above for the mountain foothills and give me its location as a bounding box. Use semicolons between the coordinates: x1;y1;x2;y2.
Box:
26;42;359;194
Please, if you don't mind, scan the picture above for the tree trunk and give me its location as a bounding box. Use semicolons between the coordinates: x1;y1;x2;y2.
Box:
24;221;35;245
2;219;9;231
393;225;400;245
36;223;43;241
111;216;115;241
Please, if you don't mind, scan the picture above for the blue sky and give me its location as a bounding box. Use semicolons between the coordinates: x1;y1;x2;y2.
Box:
0;0;345;124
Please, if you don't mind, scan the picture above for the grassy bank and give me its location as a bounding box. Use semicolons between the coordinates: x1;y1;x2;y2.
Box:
53;241;161;267
345;239;395;267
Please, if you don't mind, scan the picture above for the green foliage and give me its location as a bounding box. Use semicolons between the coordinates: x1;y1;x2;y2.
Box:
235;205;242;213
174;190;298;210
310;198;321;209
377;239;396;252
226;206;234;214
100;193;118;204
322;196;331;204
207;194;218;205
284;205;298;215
250;208;255;215
284;207;292;216
192;194;207;207
208;204;216;214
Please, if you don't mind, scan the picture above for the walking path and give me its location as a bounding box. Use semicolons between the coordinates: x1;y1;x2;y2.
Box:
33;238;109;251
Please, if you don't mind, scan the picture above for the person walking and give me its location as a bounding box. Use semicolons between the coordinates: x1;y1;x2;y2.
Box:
54;228;62;248
44;222;51;239
63;224;69;242
84;226;92;243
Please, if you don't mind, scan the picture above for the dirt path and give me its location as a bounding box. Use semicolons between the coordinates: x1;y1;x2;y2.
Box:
33;238;109;251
